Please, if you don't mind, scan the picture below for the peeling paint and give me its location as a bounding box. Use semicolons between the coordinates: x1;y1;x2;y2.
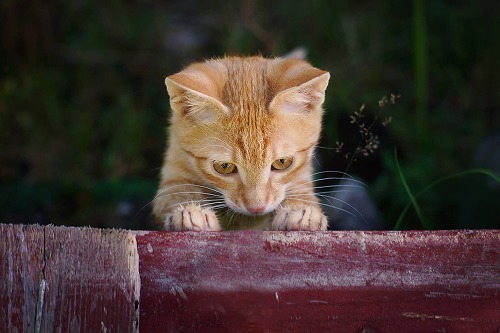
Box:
170;286;189;301
35;279;46;333
359;231;367;252
402;312;474;322
425;291;485;300
309;300;329;304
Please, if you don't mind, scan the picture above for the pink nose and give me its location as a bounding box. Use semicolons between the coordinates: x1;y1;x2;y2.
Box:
246;205;266;214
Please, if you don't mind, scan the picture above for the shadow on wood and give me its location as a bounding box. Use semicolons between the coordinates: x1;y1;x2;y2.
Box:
136;230;499;333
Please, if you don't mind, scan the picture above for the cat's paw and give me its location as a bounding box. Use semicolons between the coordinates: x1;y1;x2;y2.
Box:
272;206;328;231
165;203;220;231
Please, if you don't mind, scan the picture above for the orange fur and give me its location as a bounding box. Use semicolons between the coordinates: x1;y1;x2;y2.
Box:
153;56;330;231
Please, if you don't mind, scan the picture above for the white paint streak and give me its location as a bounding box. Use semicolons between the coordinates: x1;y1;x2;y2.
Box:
127;233;140;333
7;229;13;331
359;231;367;252
402;312;474;322
425;291;484;300
309;300;329;304
170;286;189;301
150;230;500;294
266;232;308;246
35;279;46;333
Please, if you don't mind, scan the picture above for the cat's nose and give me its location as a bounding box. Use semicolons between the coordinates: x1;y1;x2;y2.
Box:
245;204;266;215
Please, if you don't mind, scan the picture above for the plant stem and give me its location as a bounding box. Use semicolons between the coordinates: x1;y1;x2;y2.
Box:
394;149;431;229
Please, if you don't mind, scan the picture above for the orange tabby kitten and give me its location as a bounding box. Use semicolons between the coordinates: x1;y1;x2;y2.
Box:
152;56;330;231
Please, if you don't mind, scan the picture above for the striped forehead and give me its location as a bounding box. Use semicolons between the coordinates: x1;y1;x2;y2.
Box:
220;58;274;170
234;125;271;169
222;58;270;111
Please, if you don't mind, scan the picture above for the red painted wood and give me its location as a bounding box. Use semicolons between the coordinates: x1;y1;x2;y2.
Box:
136;230;500;333
2;225;498;332
0;224;140;333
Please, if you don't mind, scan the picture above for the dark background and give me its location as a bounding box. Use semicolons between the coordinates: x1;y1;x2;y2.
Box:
1;0;498;230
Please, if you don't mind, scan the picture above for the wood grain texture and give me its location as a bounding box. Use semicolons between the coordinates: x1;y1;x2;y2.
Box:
1;226;498;332
136;230;500;333
0;224;140;333
0;224;43;332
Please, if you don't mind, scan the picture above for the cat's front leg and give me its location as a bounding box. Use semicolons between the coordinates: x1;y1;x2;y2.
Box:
272;204;328;231
165;202;220;231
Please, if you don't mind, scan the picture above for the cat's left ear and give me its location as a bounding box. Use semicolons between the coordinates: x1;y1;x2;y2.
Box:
269;64;330;114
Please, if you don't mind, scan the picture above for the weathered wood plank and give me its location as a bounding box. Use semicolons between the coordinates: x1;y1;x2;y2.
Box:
2;226;499;332
0;224;140;333
136;230;500;333
0;224;44;333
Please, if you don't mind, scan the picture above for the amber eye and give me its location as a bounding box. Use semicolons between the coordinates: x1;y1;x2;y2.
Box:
271;157;293;170
213;161;237;174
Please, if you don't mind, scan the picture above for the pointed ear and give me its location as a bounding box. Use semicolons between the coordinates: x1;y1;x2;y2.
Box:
165;69;229;123
269;60;330;114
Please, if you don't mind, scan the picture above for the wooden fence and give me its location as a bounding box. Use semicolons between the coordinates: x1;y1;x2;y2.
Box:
1;224;498;332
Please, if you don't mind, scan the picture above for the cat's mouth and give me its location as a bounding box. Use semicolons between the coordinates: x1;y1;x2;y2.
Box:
225;198;276;216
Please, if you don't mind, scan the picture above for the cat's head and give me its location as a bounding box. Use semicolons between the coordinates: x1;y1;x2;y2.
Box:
166;56;330;215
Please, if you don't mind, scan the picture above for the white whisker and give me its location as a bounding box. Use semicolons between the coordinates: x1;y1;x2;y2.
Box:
207;204;228;211
287;170;363;191
287;189;355;197
226;209;238;228
154;183;223;199
316;190;355;195
312;153;321;168
285;196;358;218
317;194;366;222
287;184;363;195
162;194;224;209
316;177;366;187
199;199;227;206
155;191;223;200
200;203;227;209
165;200;201;211
315;145;338;150
137;188;218;218
288;179;365;194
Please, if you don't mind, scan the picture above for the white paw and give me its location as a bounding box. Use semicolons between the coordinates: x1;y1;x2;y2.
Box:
272;206;327;231
164;203;220;231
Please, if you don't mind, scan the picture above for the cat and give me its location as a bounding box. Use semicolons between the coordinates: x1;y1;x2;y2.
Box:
152;56;330;231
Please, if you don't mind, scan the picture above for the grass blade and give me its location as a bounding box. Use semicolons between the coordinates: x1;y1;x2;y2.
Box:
394;149;431;229
394;166;500;230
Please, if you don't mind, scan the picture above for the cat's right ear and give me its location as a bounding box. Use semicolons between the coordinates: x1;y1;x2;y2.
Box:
268;60;330;115
165;72;229;123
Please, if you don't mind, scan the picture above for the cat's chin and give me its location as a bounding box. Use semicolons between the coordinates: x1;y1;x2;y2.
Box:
238;209;274;217
229;207;273;217
225;200;276;216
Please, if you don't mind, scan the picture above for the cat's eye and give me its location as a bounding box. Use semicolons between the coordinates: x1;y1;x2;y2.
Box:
271;157;293;171
213;161;237;175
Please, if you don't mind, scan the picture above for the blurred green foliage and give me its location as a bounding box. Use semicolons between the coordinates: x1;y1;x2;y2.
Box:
1;0;498;229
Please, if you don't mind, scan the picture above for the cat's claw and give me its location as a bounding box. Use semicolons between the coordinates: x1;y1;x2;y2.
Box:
272;206;328;231
165;203;220;231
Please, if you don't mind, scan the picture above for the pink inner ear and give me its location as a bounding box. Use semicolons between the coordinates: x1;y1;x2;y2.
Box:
278;86;322;113
270;71;329;114
282;100;307;113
